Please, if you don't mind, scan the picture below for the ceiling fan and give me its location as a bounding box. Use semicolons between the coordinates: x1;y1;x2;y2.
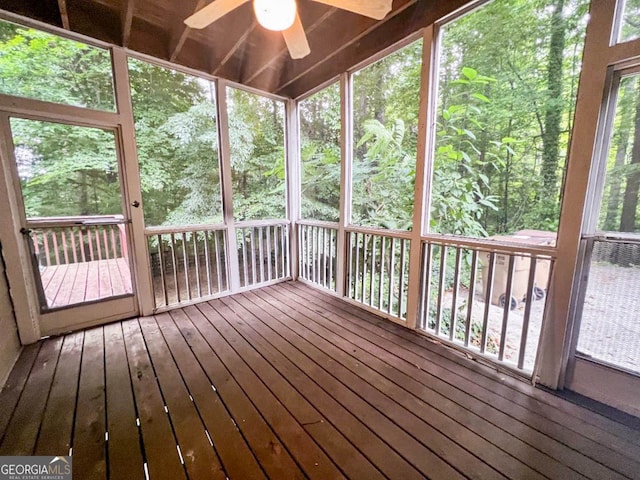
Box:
184;0;393;59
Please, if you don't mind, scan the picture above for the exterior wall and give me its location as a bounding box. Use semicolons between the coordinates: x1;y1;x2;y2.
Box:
0;244;21;388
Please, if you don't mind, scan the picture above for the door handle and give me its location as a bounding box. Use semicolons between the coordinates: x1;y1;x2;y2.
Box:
20;227;32;235
131;200;140;208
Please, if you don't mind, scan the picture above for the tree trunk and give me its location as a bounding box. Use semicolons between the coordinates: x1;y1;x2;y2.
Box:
541;0;566;196
604;80;634;230
620;83;640;232
79;170;89;215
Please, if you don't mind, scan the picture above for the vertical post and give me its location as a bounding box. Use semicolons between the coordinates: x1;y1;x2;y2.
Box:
537;0;616;388
111;47;154;315
286;99;300;280
336;72;353;297
216;80;241;292
0;113;41;343
405;25;438;329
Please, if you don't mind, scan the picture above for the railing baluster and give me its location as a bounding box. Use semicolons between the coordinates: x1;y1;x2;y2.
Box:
283;225;289;278
450;247;462;341
170;233;180;303
61;228;69;264
369;236;376;306
181;233;191;300
249;227;257;286
274;226;281;280
498;255;516;361
102;227;110;260
379;237;386;311
311;226;317;283
214;230;223;292
240;228;248;287
420;242;433;330
266;226;273;281
387;237;396;314
95;229;102;261
464;250;478;347
193;232;202;298
70;228;78;263
329;229;335;290
110;225;118;258
43;231;51;266
78;229;86;263
157;235;168;308
321;228;327;288
435;245;447;336
52;230;60;265
398;239;408;319
204;231;212;296
480;252;495;354
258;227;265;283
360;234;368;303
518;256;538;370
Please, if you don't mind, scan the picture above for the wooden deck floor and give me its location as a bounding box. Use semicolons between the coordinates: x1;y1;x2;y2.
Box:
1;282;639;480
40;258;132;308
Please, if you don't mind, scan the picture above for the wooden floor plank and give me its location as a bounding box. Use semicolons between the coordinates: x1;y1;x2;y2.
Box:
241;289;550;480
0;343;41;440
52;263;79;307
44;265;67;306
121;319;187;480
73;327;107;480
0;337;62;455
98;260;113;299
187;303;345;480
85;261;101;302
169;308;306;480
104;322;145;480
258;286;583;480
292;281;640;447
117;257;133;293
68;262;89;305
284;282;638;479
1;282;639;480
34;332;84;456
139;316;227;480
212;298;408;480
154;312;267;480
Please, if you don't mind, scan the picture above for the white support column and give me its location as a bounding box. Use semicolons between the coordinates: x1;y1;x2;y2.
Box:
286;99;301;280
336;72;353;297
405;26;438;330
0;114;40;343
216;81;241;292
111;47;155;316
536;0;616;388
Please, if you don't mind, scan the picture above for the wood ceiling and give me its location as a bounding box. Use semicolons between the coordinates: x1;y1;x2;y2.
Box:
0;0;470;98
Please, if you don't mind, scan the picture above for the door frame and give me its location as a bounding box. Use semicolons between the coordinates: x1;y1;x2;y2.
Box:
0;109;140;337
0;47;154;342
558;0;640;416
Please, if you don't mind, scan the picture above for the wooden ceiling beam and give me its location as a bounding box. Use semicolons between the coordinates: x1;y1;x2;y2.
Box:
57;0;70;29
243;7;337;85
121;0;135;47
270;0;417;94
211;20;257;76
279;0;472;98
169;0;206;62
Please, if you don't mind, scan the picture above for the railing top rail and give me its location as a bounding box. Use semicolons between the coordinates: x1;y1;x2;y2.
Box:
421;233;556;258
27;214;126;228
585;232;640;244
345;225;412;240
297;219;340;228
235;219;291;228
145;223;227;236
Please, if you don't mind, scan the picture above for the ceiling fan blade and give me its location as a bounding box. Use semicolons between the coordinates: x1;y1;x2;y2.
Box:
282;14;310;59
311;0;392;20
184;0;250;29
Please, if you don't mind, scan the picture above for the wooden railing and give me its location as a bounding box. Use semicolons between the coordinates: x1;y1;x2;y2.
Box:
146;226;228;309
418;237;554;373
28;216;128;267
236;220;290;288
346;227;411;320
298;221;338;291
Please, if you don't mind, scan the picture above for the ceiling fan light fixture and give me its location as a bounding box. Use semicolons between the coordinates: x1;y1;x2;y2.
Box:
253;0;297;31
